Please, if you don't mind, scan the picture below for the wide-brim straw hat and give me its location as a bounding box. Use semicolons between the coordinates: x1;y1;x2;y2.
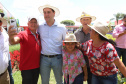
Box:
38;4;60;17
0;18;7;26
88;22;109;39
64;34;78;42
76;12;96;22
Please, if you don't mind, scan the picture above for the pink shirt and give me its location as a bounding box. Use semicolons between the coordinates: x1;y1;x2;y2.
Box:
112;24;126;48
62;49;86;84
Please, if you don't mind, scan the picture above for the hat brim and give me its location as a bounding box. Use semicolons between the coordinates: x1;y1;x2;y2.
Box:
76;16;96;22
38;5;60;17
0;18;7;26
63;41;79;42
28;16;38;22
88;25;108;40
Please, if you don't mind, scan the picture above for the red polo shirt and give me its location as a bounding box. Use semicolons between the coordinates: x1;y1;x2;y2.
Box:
16;28;41;70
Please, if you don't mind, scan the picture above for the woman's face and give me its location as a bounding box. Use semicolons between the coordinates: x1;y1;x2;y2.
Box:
90;29;98;40
65;42;76;52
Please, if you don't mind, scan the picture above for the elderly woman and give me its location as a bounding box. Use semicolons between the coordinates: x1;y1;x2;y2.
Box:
80;22;126;84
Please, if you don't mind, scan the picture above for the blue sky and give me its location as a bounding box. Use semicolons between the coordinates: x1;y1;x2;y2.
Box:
0;0;126;26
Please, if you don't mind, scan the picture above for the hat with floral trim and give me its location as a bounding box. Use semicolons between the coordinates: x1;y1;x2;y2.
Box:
76;12;96;22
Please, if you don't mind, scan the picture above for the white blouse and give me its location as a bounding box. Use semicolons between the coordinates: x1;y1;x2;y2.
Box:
0;27;9;74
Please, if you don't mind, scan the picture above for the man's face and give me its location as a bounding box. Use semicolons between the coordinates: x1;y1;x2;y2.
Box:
43;8;55;22
28;18;38;31
80;17;91;26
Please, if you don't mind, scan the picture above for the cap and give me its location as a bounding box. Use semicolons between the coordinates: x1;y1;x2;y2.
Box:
28;16;38;22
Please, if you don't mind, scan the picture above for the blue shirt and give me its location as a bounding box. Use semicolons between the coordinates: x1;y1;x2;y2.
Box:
38;21;66;55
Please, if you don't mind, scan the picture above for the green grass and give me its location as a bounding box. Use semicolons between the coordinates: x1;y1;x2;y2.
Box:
9;44;20;52
13;70;56;84
13;70;88;84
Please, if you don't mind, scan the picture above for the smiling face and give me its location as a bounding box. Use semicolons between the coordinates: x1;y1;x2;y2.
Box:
43;8;55;22
28;18;38;32
65;42;76;53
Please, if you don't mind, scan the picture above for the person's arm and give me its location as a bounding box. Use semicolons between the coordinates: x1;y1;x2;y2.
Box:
118;30;126;37
83;65;88;81
112;25;126;38
79;50;88;81
114;58;126;77
8;26;20;45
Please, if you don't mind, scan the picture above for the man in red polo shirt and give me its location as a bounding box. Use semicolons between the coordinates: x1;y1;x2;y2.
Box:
8;17;41;84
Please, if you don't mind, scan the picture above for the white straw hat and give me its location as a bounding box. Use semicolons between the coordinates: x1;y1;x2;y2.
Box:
64;34;78;42
88;22;109;39
76;12;96;22
38;4;60;17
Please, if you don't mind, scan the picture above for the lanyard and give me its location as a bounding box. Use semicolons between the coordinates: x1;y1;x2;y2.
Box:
30;30;40;46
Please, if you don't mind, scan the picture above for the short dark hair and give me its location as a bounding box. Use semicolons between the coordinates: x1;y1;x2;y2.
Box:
0;13;5;17
123;15;126;19
51;9;55;13
99;34;116;47
43;8;55;13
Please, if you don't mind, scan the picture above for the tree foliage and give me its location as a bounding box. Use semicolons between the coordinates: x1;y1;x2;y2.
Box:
60;20;75;26
0;9;3;13
110;12;126;24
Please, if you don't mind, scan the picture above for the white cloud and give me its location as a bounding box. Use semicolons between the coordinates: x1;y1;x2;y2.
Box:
10;0;126;26
11;0;81;26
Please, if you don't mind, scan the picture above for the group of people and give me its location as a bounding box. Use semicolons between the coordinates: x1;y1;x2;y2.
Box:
1;4;126;84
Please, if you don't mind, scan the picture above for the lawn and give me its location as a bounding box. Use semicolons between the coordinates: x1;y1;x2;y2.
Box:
12;70;88;84
13;70;56;84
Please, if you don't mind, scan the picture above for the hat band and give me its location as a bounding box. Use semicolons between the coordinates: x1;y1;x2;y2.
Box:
65;38;77;41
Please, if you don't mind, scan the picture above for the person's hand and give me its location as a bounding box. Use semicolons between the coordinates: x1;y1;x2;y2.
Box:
84;75;88;81
8;26;20;45
8;26;17;37
76;42;80;48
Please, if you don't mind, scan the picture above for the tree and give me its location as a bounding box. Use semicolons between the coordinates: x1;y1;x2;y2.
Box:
0;9;3;13
60;20;75;26
110;12;126;25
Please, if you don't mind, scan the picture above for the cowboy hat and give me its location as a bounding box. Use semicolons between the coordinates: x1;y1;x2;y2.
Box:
76;12;96;22
64;34;78;42
88;22;109;39
0;18;7;26
38;4;60;17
